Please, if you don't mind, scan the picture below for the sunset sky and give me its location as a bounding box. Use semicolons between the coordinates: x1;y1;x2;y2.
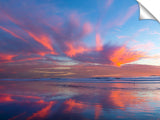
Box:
1;0;160;79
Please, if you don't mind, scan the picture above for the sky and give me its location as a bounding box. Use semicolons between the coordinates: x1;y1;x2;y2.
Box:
1;0;160;79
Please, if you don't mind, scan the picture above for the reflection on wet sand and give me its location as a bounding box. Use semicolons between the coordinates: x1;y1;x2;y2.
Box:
94;104;102;120
64;99;86;112
8;112;26;120
110;83;145;109
1;80;160;120
27;101;55;120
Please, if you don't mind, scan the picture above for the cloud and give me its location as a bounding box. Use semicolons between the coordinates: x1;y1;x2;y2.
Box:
105;4;138;30
0;0;142;66
150;31;160;35
0;53;17;63
69;44;145;67
138;28;149;32
117;5;138;26
0;26;27;42
106;0;114;8
96;33;103;51
109;45;145;67
64;42;90;57
83;22;93;35
27;31;57;55
117;36;129;39
0;0;152;78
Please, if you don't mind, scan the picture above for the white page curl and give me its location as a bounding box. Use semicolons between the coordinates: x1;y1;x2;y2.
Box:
137;0;160;23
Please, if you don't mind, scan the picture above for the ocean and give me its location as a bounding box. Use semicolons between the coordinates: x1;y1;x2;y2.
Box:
0;77;160;120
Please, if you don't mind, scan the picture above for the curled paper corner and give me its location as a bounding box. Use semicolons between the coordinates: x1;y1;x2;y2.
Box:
137;0;160;23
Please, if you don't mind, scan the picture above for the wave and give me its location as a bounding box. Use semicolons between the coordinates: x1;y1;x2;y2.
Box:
1;76;160;83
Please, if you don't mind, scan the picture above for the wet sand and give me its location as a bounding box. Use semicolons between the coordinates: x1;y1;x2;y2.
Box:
0;78;160;120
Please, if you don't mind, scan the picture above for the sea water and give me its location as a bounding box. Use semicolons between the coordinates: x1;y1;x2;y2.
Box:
0;77;160;120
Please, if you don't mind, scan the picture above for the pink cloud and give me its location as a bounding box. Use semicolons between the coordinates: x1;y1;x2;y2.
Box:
0;26;27;42
106;0;114;8
96;33;103;51
117;5;138;26
83;22;93;35
105;4;138;30
138;28;149;32
117;36;129;39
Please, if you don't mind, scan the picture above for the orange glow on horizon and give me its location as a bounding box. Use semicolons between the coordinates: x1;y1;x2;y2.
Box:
0;53;42;63
109;46;145;67
15;57;41;62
